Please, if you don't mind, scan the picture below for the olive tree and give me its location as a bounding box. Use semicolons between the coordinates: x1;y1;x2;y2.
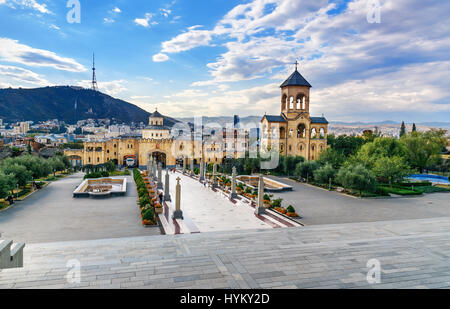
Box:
336;164;376;197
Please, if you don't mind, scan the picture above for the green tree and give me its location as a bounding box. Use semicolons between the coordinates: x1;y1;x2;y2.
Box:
0;172;16;199
294;161;319;180
327;134;367;157
354;137;408;170
1;163;32;187
105;160;116;173
373;156;409;188
317;148;346;169
283;156;304;175
412;123;417;132
400;121;406;137
336;164;376;197
313;163;336;184
401;129;447;173
48;157;65;176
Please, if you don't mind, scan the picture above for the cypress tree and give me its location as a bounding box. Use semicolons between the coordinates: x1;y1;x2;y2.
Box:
412;123;417;132
400;121;406;137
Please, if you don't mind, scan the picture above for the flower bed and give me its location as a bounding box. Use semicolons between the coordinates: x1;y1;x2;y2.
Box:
133;168;158;226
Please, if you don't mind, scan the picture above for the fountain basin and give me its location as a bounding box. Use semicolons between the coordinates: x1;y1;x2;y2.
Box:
73;177;127;198
237;176;292;192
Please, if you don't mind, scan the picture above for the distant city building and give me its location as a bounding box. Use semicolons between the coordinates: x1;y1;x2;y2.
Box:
14;122;30;134
64;109;250;168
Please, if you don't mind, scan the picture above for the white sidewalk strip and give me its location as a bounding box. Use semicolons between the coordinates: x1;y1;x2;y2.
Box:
261;214;289;228
176;219;191;234
158;214;174;235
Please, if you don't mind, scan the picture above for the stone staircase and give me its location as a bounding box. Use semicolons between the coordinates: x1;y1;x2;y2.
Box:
0;235;25;269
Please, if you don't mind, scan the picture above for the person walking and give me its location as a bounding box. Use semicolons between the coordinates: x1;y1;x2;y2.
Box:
159;192;164;204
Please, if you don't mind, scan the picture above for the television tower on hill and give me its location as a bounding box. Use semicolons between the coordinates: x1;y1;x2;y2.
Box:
91;53;98;91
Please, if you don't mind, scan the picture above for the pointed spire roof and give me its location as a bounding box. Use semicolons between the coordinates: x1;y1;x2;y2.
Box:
280;69;312;88
150;109;163;118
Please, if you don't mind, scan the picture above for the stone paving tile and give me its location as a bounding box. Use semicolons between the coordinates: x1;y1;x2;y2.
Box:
2;217;450;289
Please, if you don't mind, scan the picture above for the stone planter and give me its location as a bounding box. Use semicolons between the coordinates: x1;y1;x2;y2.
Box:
155;207;163;215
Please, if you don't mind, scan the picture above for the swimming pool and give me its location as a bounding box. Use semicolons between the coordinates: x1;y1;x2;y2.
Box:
407;174;450;185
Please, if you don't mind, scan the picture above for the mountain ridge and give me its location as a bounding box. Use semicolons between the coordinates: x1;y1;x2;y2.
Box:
0;86;151;124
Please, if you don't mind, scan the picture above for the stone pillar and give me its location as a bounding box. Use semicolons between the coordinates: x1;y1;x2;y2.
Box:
157;163;163;190
183;156;187;173
199;158;205;182
212;163;218;189
173;177;183;219
148;158;153;178
164;169;171;201
255;176;265;215
153;160;157;182
231;166;237;199
190;157;194;176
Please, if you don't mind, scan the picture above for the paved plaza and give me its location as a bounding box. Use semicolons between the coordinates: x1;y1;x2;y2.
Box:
269;176;450;225
0;217;449;289
166;172;272;232
0;173;160;244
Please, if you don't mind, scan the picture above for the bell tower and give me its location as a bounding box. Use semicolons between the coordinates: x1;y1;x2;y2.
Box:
280;61;311;117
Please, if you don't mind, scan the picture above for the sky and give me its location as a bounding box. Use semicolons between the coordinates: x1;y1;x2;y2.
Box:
0;0;449;123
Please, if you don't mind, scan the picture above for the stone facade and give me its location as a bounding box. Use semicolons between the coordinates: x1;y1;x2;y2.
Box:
65;111;249;168
261;69;328;160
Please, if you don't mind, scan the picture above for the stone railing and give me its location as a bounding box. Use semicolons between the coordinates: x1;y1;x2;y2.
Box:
0;236;25;269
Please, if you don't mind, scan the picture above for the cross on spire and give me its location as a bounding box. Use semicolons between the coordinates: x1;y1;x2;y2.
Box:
294;60;299;71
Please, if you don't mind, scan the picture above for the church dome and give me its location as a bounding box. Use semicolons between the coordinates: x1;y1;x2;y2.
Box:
280;69;312;88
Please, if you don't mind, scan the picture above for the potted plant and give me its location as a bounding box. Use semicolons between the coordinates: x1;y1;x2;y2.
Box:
154;203;163;214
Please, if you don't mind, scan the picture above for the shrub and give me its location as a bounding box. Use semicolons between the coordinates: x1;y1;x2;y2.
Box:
142;208;155;221
271;198;283;207
295;161;319;180
313;163;335;184
286;205;295;213
336;164;376;196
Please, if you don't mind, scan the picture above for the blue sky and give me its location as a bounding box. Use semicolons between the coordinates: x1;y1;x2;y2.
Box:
0;0;449;122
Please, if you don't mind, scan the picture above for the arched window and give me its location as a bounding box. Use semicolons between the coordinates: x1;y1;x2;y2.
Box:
280;127;286;139
311;128;317;139
297;124;306;138
319;128;325;139
289;97;294;109
296;94;304;110
282;94;287;110
312;145;315;151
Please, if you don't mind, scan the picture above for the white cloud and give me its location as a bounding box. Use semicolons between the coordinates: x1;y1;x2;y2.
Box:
103;17;115;24
152;53;169;62
113;7;121;13
0;64;49;86
134;13;157;28
0;38;86;72
0;0;51;14
161;27;212;53
161;8;171;17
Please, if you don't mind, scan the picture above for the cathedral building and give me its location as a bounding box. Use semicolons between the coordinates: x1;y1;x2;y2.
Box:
261;67;328;160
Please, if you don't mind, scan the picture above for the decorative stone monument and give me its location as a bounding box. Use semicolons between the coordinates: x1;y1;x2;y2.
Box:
173;177;183;219
212;163;218;189
157;163;163;190
231;166;237;199
255;176;265;215
199;158;205;182
164;169;171;201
